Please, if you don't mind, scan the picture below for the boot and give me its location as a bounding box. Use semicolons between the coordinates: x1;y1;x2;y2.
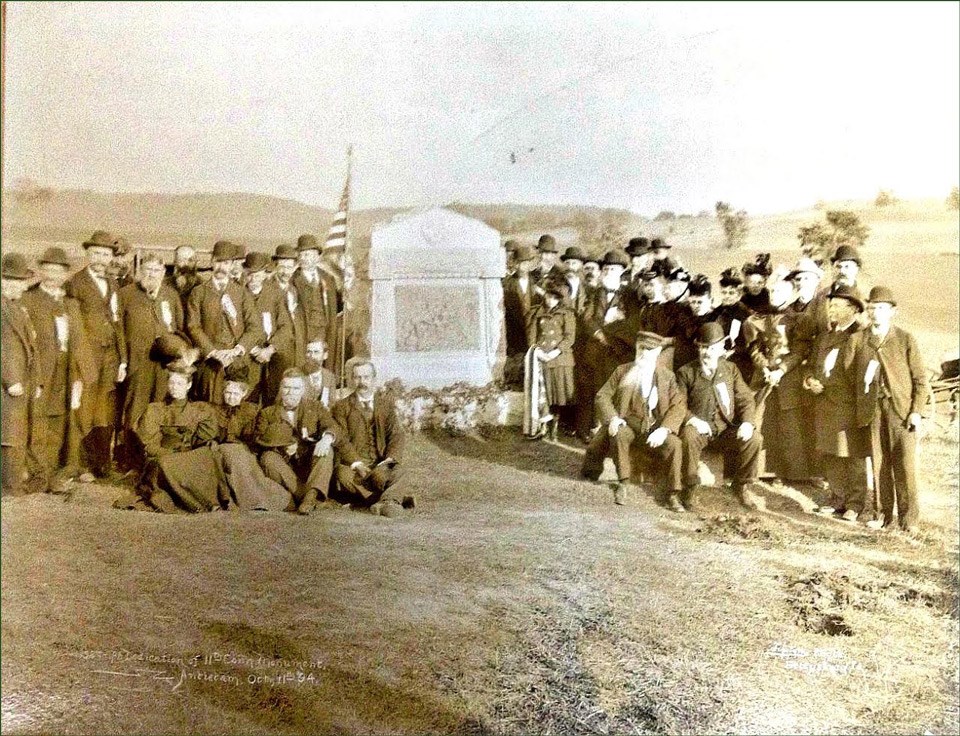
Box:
612;482;628;506
682;484;701;512
667;493;686;513
734;483;758;510
297;487;318;516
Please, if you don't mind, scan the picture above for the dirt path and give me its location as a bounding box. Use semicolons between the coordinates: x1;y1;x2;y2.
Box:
2;432;957;735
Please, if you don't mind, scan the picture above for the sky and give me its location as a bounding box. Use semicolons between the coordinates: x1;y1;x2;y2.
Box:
3;1;958;215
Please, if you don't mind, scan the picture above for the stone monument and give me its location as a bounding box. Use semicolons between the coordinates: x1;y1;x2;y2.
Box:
367;208;506;389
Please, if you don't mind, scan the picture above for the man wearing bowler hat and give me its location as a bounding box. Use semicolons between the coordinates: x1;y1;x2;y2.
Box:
186;240;262;404
22;247;95;483
574;249;636;440
676;323;762;511
116;253;186;467
560;246;590;315
581;331;685;507
65;230;128;480
292;234;339;373
502;243;541;362
859;286;928;533
243;252;293;404
624;237;651;286
502;239;520;277
803;283;874;523
2;254;38;495
272;244;309;374
531;234;561;289
806;245;869;336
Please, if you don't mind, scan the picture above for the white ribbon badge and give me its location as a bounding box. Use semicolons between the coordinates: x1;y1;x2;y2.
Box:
321;386;330;408
864;359;880;394
54;315;69;352
109;291;119;322
159;300;173;330
715;382;731;416
729;319;741;342
823;348;839;379
262;312;273;338
648;384;659;414
221;294;238;325
286;291;297;315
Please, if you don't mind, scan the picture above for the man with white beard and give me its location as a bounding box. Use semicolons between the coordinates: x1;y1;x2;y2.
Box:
581;331;685;507
574;250;634;441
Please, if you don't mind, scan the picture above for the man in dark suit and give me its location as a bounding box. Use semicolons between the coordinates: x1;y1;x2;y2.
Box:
2;254;38;495
574;249;635;440
254;368;340;515
116;254;186;467
186;240;262;404
501;244;540;378
22;247;95;483
676;323;762;511
65;230;128;479
166;245;204;311
292;234;339;372
531;234;562;288
271;244;309;384
243;252;293;404
331;359;410;518
804;284;873;523
559;246;590;316
581;331;685;508
859;287;929;533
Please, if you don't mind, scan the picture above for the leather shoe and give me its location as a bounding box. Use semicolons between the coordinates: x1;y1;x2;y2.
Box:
667;493;686;513
613;482;627;506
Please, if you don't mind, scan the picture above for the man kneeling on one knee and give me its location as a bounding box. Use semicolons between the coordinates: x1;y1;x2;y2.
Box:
254;368;339;515
676;322;762;511
581;331;684;507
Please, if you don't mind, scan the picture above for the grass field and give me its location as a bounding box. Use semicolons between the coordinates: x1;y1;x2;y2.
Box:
2;425;958;735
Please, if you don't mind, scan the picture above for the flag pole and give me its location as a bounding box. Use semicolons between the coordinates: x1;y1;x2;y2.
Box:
338;146;353;389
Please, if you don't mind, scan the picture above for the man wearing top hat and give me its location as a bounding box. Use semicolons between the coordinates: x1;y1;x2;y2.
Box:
581;330;685;507
803;283;873;523
292;234;339;373
242;252;293;405
531;234;562;289
858;287;928;533
186;240;262;404
676;323;762;511
2;254;38;495
116;254;186;469
22;247;95;482
574;249;634;440
65;230;128;480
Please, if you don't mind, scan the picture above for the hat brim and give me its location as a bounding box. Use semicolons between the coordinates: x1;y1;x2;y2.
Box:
830;294;865;311
1;268;35;280
82;241;118;252
868;298;897;307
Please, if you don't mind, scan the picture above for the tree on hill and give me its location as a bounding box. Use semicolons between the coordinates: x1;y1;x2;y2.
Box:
948;186;959;210
797;209;870;262
874;189;898;207
715;201;749;249
654;210;676;221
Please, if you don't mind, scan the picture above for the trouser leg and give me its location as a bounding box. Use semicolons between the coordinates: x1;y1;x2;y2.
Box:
581;428;611;481
712;427;762;486
821;454;846;509
610;426;637;482
304;453;334;501
876;412;896;525
259;450;300;497
879;401;919;528
681;424;708;489
336;463;376;505
647;433;683;494
1;446;26;496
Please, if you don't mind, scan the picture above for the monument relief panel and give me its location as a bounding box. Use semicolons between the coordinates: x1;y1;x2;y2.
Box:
395;285;480;353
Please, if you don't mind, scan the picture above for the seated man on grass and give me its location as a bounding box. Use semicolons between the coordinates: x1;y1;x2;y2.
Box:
254;368;340;515
581;331;685;508
332;359;412;518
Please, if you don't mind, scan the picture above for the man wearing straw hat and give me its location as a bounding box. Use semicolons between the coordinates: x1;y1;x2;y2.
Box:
2;254;38;495
65;230;128;480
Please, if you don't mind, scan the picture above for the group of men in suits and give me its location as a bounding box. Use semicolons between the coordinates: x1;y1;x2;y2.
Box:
1;231;410;518
503;235;929;532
